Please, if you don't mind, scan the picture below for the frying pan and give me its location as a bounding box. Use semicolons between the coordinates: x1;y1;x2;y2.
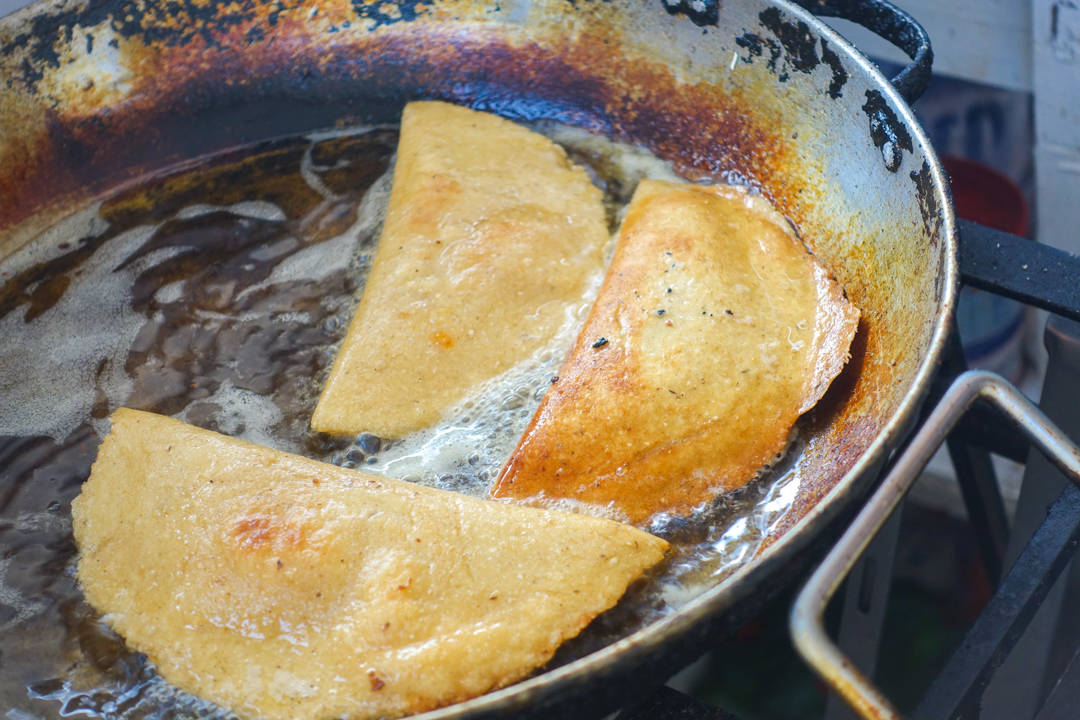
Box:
0;0;956;716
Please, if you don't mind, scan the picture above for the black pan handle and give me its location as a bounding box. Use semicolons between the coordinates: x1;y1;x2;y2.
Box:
958;218;1080;325
791;0;933;104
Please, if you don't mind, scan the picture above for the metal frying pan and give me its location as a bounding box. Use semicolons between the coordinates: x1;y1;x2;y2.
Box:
0;0;955;716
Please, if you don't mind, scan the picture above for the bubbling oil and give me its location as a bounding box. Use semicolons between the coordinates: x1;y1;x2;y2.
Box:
0;122;805;718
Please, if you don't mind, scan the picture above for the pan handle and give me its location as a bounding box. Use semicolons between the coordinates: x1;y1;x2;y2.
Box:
789;370;1080;720
792;0;934;104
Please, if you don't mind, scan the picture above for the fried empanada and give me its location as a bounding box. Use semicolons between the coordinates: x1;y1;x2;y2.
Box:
492;180;859;524
72;409;667;720
311;101;608;437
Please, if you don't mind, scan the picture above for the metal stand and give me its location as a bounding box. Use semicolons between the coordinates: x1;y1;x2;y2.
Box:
909;321;1080;720
980;316;1080;718
824;502;905;720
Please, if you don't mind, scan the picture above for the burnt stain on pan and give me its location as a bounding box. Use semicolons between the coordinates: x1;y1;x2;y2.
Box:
735;8;848;95
660;0;720;28
862;88;913;173
735;30;782;72
0;6;799;240
5;0;256;79
910;160;942;246
350;0;437;27
819;38;848;99
759;7;818;77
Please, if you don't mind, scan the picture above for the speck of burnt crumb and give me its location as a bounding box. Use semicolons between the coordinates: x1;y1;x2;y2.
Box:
550;375;560;384
725;309;734;315
592;337;609;348
276;560;283;570
656;309;666;316
666;287;673;293
367;670;385;691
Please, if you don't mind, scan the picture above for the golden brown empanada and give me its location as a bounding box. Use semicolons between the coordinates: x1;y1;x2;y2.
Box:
72;409;667;720
492;180;859;524
311;101;608;437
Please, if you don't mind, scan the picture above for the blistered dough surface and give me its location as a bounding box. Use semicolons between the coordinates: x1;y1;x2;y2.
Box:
72;409;667;720
311;101;608;437
493;180;859;524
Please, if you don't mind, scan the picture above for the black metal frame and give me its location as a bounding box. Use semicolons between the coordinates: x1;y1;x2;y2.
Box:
906;228;1080;720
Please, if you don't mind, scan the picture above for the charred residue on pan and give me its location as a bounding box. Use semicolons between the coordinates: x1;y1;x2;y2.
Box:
910;159;942;247
0;2;805;240
2;0;257;84
513;29;793;197
350;0;437;27
819;38;848;99
660;0;720;28
734;7;848;97
862;88;913;173
0;0;420;233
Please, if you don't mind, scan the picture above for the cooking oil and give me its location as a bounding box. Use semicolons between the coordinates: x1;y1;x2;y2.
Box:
0;122;803;718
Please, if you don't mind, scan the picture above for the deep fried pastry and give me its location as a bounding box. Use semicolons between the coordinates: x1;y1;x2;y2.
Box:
311;101;608;437
493;180;859;523
72;409;667;720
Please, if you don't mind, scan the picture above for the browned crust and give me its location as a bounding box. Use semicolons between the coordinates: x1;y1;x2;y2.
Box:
72;408;669;720
492;181;859;524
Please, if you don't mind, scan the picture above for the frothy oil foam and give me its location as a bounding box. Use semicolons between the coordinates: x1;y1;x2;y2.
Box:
350;277;601;499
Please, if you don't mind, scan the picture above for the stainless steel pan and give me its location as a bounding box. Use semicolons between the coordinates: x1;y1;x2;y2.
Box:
0;0;956;716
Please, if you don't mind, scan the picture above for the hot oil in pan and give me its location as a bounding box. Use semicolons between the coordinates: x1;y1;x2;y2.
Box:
0;124;806;717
